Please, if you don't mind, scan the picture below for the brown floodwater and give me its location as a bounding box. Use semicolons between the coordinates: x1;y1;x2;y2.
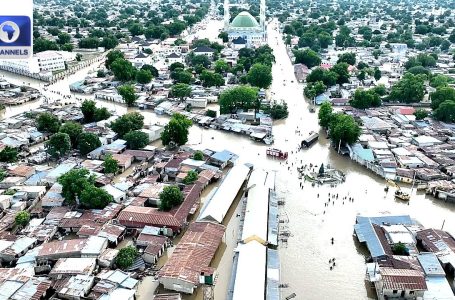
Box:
1;18;454;300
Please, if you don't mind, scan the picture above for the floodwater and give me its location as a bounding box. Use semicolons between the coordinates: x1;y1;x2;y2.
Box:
1;18;454;300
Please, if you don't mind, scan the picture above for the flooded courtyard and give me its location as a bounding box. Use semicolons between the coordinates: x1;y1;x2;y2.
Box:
0;18;454;300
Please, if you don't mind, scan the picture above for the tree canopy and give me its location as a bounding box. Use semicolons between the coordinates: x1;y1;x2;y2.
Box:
183;170;198;185
318;102;333;128
171;83;192;101
160;113;192;146
117;85;137;107
37;113;60;133
431;86;455;110
58;168;95;205
219;85;258;114
116;246;138;269
337;52;356;65
293;49;321;68
350;89;381;109
78;132;102;156
0;146;18;163
124;130;149;149
247;63;272;89
329;113;361;145
110;112;144;138
389;73;425;103
46;133;71;159
59;122;83;147
15;211;30;227
159;185;184;211
103;154;119;175
434;100;455;123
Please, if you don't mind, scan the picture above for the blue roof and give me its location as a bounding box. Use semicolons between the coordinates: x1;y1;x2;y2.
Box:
211;150;238;163
315;94;331;105
417;253;445;276
24;171;48;186
266;249;280;300
352;143;375;162
355;215;414;258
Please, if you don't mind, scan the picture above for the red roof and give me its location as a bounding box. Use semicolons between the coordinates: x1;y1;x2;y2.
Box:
159;221;225;285
399;107;416;115
380;268;427;291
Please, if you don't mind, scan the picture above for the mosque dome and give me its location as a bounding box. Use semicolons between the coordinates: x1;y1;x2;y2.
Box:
230;11;260;28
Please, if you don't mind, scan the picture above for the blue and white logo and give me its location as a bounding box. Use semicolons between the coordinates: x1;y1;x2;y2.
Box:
0;16;32;59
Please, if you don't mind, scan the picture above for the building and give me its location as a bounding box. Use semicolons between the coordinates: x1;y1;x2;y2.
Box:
224;0;267;47
0;51;67;74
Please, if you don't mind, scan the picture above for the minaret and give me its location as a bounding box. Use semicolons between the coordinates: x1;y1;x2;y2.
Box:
224;0;230;30
260;0;266;39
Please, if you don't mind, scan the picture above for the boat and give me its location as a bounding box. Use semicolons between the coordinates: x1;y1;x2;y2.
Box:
386;180;410;201
266;148;288;160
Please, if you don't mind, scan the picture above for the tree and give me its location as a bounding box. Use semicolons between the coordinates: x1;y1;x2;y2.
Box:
318;32;333;48
111;58;136;82
214;59;230;74
434;100;455;122
94;107;111;122
103;154;119;175
129;23;144;36
116;246;138;269
407;66;431;77
329;113;361;145
36;113;60;133
200;70;225;87
293;49;321;68
414;109;428;120
81;100;96;123
110;112;144;138
331;63;350;84
392;242;408;255
193;150;204;161
78;132;101;156
337;52;356;65
350;89;381;109
159;186;184;211
218;31;229;43
80;185;112;209
59;121;83;147
318;102;333;128
183;170;198;184
171;70;193;84
141;64;158;77
190;54;211;68
135;69;152;84
170;83;191;102
431;86;455;109
160;113;192;146
219;85;258;114
46;132;71;159
268;101;289;120
33;38;59;53
169;62;185;72
100;36;119;50
15;211;30;227
430;75;453;88
106;50;124;69
389;73;425;103
0;146;18;162
117;85;137;107
374;67;382;81
58;168;95;205
57;32;71;45
304;81;327;98
124;130;149;149
247;64;272;89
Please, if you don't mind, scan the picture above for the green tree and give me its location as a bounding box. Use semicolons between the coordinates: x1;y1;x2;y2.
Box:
141;64;158;77
94;107;111;122
58;168;95;205
135;69;152;84
318;32;333;48
190;54;211;68
171;70;193;84
193;150;204;161
389;73;425;103
117;85;137;107
392;242;408;255
81;100;97;123
129;23;144;36
331;63;350;84
46;133;71;159
57;32;71;45
160;113;192;146
267;101;289;120
304;81;327;98
0;146;18;163
329;113;361;145
106;50;125;69
36;113;60;133
293;49;321;68
110;112;144;138
200;70;225;87
374;67;382;81
169;62;185;72
414;109;428;120
214;59;230;74
430;75;453;88
337;52;356;65
247;63;272;89
218;31;229;43
100;36;119;50
159;185;184;211
318;102;333;128
350;89;381;109
15;211;30;227
124;130;149;149
116;246;138;269
59;121;83;147
78;132;101;156
103;154;119;175
183;170;198;184
407;66;431;77
434;100;455;122
170;83;192;102
430;86;455;109
111;58;136;82
219;85;258;114
80;185;112;209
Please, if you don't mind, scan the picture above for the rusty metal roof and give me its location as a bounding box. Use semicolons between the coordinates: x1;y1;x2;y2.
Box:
380;268;427;291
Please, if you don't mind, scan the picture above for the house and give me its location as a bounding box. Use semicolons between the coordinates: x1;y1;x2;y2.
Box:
373;268;427;299
231;36;247;50
411;136;443;147
167;53;183;64
41;183;64;208
102;184;127;203
112;154;133;172
56;275;95;300
43;163;76;185
0;236;37;263
97;223;126;246
193;46;215;58
140;125;164;142
81;236;108;258
98;248;119;268
49;258;97;278
209;150;238;169
37;239;86;262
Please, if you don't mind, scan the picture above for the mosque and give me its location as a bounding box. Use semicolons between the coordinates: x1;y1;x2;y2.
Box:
223;0;267;47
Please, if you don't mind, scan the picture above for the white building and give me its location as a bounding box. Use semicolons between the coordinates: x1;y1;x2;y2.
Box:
0;50;69;74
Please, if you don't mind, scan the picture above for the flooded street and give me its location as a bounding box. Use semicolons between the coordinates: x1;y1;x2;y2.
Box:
1;18;454;300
